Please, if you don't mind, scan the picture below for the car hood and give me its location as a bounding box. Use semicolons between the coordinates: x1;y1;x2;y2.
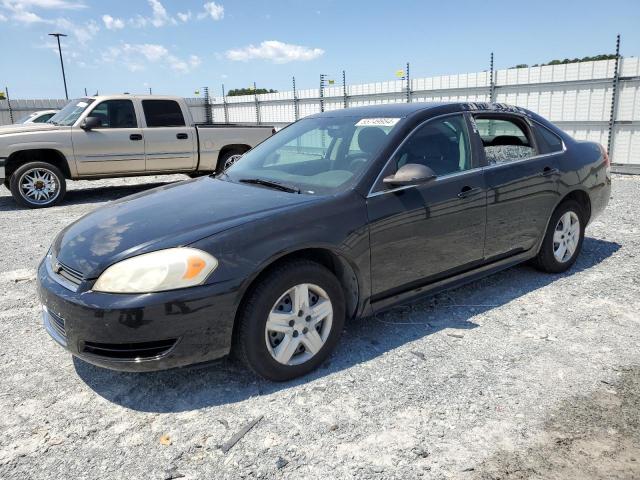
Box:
53;177;320;278
0;123;62;135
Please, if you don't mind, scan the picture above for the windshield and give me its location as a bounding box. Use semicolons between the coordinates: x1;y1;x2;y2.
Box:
49;98;95;126
223;116;402;194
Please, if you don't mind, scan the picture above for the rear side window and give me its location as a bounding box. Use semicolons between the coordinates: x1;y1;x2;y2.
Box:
142;100;186;127
89;100;137;128
534;124;564;154
34;113;55;123
474;117;535;164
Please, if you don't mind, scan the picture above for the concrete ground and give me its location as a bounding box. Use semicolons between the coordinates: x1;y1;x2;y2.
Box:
0;174;638;480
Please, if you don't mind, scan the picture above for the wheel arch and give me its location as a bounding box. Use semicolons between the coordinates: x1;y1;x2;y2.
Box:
561;189;592;224
231;247;361;343
6;149;71;179
217;144;251;162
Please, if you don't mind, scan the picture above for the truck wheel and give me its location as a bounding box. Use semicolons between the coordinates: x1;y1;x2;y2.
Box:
9;162;66;209
234;260;345;381
219;149;245;171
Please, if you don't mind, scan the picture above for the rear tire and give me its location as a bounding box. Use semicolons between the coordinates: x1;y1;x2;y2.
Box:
533;199;585;273
9;162;66;209
218;149;246;172
235;260;345;381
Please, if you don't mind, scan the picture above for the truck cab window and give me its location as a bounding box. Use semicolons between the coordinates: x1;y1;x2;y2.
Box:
142;100;186;127
89;100;137;128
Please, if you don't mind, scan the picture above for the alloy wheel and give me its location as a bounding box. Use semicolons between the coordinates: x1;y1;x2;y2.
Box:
265;283;333;366
553;211;580;263
18;168;59;205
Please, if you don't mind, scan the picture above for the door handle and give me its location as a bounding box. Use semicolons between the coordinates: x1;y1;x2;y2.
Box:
540;166;559;176
129;134;142;141
176;133;188;140
457;186;480;198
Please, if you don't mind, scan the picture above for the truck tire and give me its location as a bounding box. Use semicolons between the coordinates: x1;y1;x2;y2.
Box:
219;148;246;171
9;162;66;209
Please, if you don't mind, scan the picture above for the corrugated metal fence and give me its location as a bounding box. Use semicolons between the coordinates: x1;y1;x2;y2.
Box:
2;58;639;165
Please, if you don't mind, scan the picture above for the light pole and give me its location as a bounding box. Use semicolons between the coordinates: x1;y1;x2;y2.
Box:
48;33;68;100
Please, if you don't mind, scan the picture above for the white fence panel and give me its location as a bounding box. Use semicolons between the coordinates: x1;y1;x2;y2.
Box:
2;58;639;164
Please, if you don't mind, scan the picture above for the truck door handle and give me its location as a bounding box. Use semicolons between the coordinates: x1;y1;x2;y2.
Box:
129;134;142;141
457;186;480;198
540;166;559;176
176;133;188;140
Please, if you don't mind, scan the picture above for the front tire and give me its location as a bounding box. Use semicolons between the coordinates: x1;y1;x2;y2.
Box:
533;199;585;273
9;162;66;209
235;260;345;381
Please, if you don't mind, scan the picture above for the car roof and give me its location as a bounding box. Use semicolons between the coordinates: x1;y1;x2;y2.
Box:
306;101;534;119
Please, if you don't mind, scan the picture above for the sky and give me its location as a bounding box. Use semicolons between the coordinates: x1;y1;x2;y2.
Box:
0;0;639;100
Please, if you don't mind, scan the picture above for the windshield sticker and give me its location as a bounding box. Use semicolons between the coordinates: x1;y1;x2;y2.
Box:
76;101;88;108
355;118;400;127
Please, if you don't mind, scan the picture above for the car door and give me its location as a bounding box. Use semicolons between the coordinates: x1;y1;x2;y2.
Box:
141;99;196;172
473;114;562;259
72;99;145;176
367;113;487;302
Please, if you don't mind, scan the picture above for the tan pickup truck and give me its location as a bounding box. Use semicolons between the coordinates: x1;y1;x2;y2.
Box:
0;95;274;208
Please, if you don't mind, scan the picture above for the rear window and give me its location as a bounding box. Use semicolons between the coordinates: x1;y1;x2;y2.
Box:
142;100;186;127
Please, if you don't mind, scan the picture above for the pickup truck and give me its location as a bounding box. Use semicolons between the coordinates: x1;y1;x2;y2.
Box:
0;95;274;208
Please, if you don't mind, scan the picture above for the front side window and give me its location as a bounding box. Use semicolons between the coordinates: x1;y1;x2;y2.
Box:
474;117;535;164
392;114;472;176
142;100;186;127
223;116;401;194
49;98;95;126
88;100;137;128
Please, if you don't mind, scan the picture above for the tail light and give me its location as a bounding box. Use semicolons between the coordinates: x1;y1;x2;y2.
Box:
599;144;610;166
599;144;611;177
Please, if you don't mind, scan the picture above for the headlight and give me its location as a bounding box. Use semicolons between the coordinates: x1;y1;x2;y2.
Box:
93;248;218;293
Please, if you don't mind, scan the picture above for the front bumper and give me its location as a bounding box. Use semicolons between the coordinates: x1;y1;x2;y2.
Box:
0;157;6;183
37;259;240;372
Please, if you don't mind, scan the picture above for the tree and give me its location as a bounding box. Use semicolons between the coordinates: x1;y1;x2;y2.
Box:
227;88;278;97
510;54;617;69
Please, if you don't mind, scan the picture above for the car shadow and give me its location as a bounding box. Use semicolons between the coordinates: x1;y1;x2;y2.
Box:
74;237;621;413
0;179;184;211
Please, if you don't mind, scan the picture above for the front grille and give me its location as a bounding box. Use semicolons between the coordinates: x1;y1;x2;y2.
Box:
48;310;66;338
81;339;177;360
55;260;84;286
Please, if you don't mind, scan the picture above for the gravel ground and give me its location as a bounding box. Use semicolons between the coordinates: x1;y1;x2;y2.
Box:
0;174;639;480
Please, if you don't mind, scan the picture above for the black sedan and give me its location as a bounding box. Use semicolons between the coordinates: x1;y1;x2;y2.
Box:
38;102;611;381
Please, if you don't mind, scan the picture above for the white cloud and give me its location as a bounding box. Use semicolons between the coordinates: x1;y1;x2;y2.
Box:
1;0;85;10
10;8;43;22
103;43;201;74
55;17;99;43
148;0;174;27
176;10;191;22
0;12;6;20
102;14;124;30
198;1;223;20
225;40;324;64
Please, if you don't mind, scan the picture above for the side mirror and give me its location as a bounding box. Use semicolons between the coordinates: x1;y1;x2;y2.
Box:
383;163;437;187
80;116;102;131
